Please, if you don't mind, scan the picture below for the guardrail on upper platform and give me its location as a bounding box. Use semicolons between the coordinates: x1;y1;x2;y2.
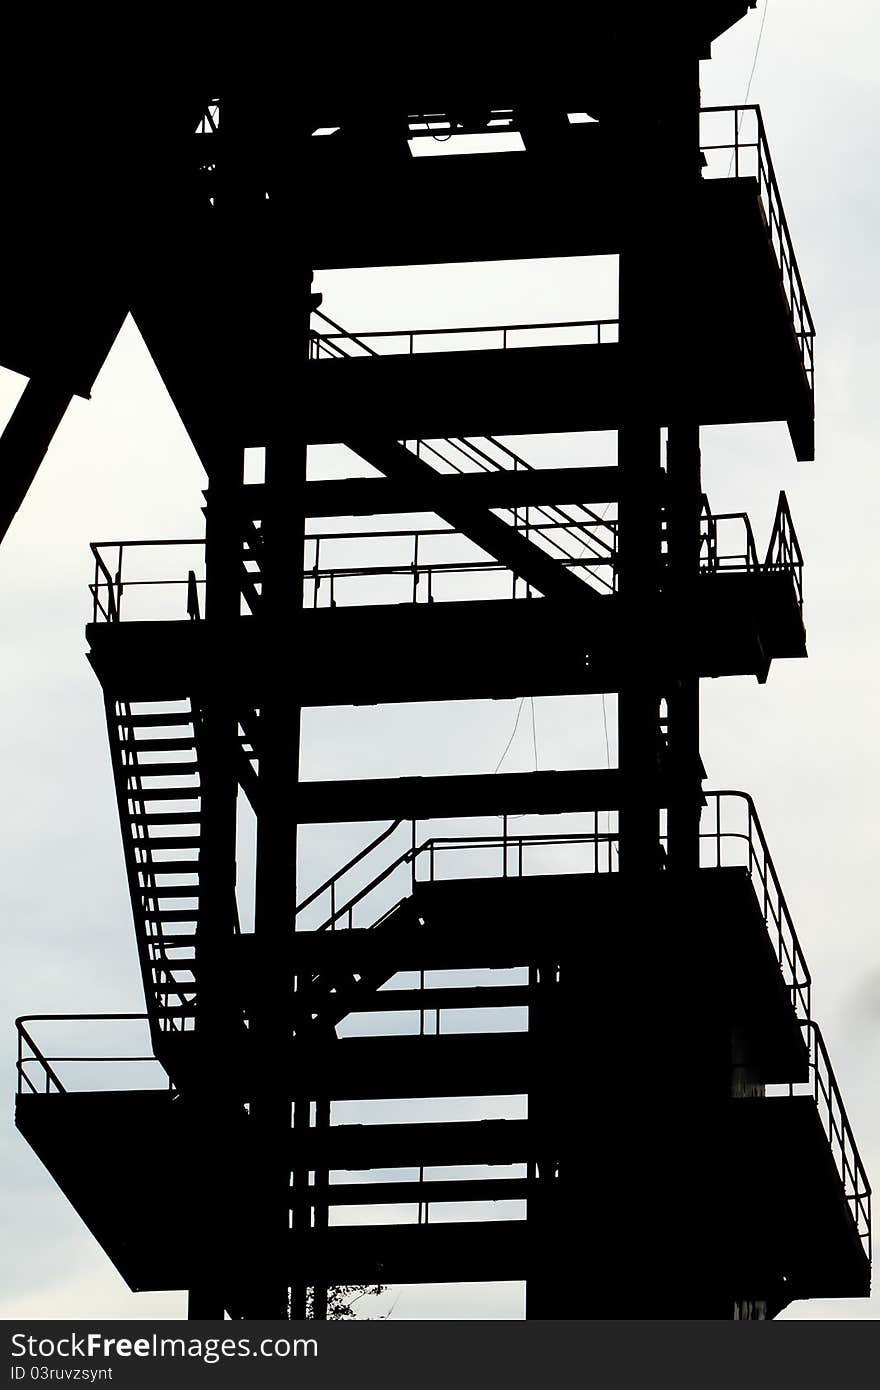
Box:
696;791;810;1026
700;104;815;392
295;790;810;1030
89;489;803;621
16;1014;171;1095
770;1020;872;1264
309;316;618;360
307;107;814;394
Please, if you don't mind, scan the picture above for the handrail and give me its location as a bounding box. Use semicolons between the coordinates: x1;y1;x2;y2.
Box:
90;543;120;623
697;790;811;1025
90;488;804;620
316;107;814;384
15;1013;867;1261
296;819;402;916
700;104;815;390
312;828;615;934
699;496;760;575
312;307;379;355
764;489;804;615
15;1014;161;1096
790;1021;872;1262
698;491;803;617
90;538;205;624
307;791;811;1032
311;315;617;357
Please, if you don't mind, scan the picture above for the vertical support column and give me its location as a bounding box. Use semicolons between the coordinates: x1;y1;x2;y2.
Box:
665;423;702;873
608;39;722;1313
656;45;729;1314
662;41;704;878
613;61;668;878
249;269;313;1318
250;433;305;1317
616;425;663;874
525;957;564;1318
187;444;245;1320
311;1095;331;1320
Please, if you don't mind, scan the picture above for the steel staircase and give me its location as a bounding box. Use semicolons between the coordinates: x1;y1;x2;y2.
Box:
294;897;423;1035
106;701;422;1042
106;697;204;1036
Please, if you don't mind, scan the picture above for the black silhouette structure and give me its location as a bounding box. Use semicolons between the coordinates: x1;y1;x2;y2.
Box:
8;9;872;1319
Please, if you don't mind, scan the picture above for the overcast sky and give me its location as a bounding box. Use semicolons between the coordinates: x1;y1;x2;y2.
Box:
1;1;879;1320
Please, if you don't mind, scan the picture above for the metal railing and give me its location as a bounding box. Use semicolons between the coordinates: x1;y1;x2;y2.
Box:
772;1021;872;1263
16;1013;867;1262
696;791;811;1026
16;1015;171;1095
764;490;804;615
700;497;760;576
300;792;810;1028
310;314;618;359
90;539;205;624
700;104;815;391
311;104;815;392
89;486;803;621
296;819;402;927
305;518;617;606
301;819;617;937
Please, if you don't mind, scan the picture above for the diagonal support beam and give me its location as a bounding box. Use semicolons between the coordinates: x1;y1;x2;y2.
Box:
345;436;602;605
0;379;75;546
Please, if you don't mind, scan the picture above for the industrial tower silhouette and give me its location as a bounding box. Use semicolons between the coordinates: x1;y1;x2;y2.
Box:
7;7;872;1319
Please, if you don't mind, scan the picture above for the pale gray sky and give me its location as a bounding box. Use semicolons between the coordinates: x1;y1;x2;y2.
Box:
2;2;879;1319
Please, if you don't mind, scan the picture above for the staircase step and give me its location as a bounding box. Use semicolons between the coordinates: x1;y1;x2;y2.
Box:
122;760;200;778
134;860;201;876
129;812;203;826
140;885;201;899
144;909;201;922
126;787;202;802
117;711;194;728
143;834;203;849
119;737;196;753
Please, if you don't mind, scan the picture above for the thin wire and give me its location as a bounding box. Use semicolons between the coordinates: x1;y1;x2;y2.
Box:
743;0;770;104
727;0;770;176
601;694;611;771
493;696;526;774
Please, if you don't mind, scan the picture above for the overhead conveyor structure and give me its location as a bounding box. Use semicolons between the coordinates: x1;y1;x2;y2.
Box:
8;7;870;1320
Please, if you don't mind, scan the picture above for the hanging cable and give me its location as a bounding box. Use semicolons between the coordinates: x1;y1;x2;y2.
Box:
601;693;611;771
493;696;526;774
728;0;770;175
743;0;770;103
